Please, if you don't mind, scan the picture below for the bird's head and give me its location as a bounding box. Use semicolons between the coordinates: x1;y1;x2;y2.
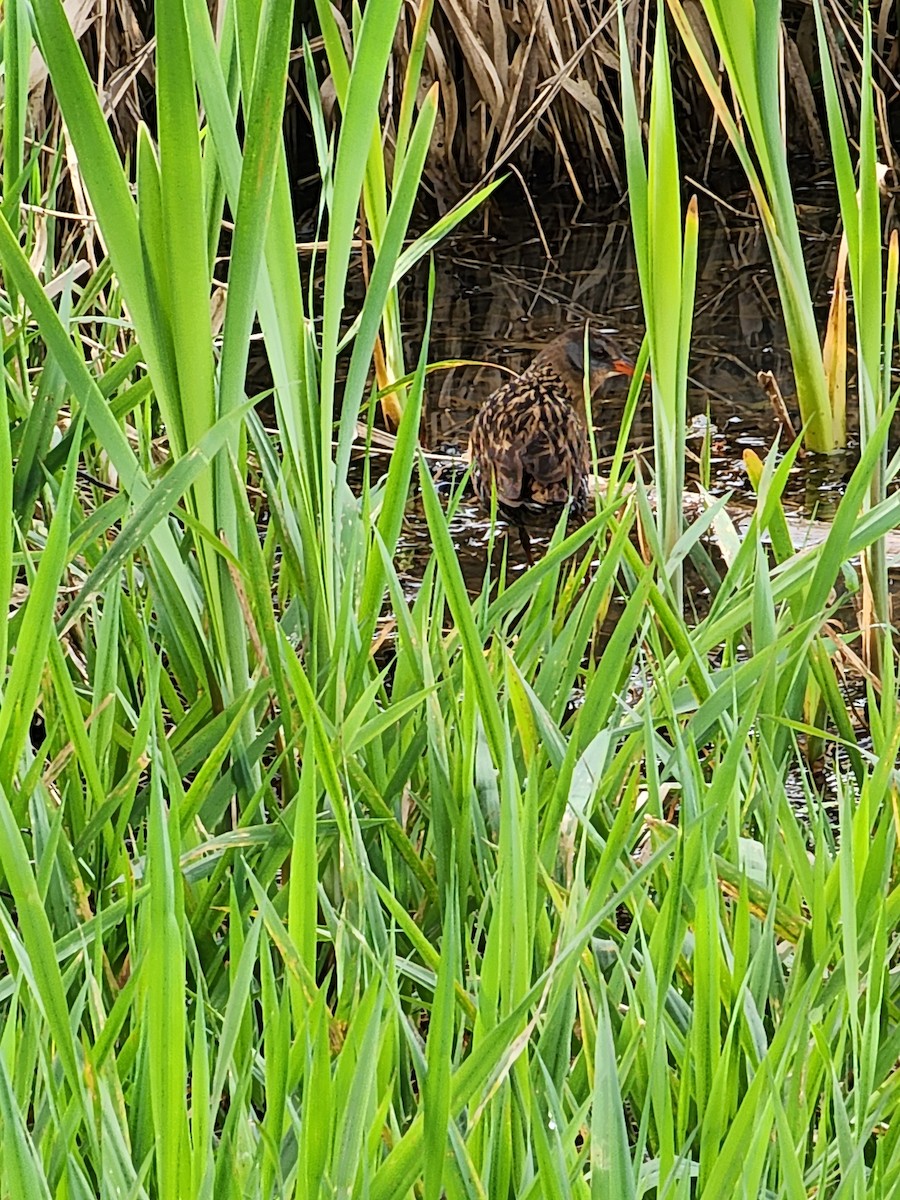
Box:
564;330;635;394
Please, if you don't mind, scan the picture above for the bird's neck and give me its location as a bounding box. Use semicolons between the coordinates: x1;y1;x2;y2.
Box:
524;356;589;417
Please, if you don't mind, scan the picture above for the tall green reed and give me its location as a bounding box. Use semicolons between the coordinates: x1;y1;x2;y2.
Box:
619;0;697;608
814;2;898;686
667;0;841;452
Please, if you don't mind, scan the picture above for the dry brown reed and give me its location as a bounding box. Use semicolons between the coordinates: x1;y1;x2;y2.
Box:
313;0;899;207
21;2;900;223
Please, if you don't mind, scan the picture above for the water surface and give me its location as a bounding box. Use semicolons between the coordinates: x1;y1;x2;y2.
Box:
387;182;865;578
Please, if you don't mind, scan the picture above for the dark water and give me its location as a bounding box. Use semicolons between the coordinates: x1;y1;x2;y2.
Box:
379;181;868;582
267;179;900;593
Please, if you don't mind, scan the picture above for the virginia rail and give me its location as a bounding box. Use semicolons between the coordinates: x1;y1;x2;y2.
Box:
468;327;634;517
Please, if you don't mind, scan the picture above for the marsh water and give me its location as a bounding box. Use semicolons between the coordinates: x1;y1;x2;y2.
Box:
371;178;870;586
272;175;900;596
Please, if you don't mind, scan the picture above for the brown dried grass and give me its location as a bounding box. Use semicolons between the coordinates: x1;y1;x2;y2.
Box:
25;0;900;216
314;0;899;207
388;0;633;204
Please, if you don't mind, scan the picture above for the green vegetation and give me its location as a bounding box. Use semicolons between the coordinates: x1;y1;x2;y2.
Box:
668;0;840;452
1;1;900;1197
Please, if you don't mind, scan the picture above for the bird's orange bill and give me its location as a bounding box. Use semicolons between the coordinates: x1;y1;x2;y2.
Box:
612;359;651;384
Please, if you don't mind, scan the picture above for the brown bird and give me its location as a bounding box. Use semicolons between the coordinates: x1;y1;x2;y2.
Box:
468;328;635;517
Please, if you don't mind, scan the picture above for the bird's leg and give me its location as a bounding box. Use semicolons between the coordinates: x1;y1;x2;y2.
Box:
516;520;534;567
